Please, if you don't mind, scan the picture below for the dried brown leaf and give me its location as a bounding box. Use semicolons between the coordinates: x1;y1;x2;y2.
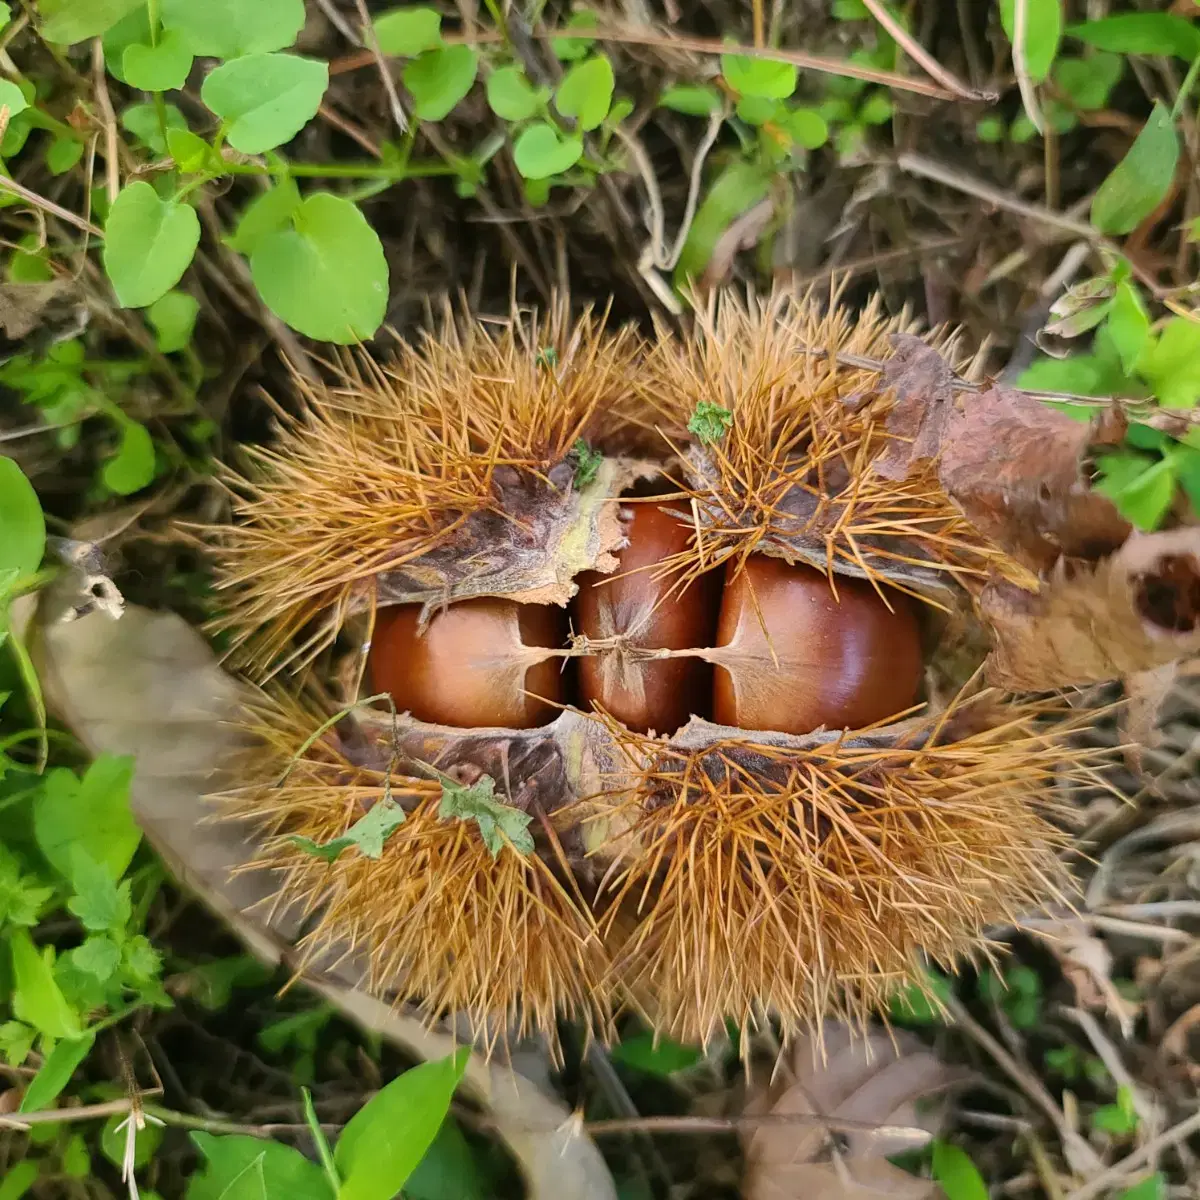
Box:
742;1022;959;1200
876;335;1129;572
982;529;1200;690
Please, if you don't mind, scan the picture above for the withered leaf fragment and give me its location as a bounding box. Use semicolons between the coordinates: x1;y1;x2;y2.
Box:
983;529;1200;690
875;335;1129;572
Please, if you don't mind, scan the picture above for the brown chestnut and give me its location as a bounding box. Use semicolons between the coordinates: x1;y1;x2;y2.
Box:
369;599;566;728
574;501;720;734
710;555;923;736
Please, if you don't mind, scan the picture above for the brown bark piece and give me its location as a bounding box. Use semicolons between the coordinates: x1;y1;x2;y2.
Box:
982;529;1200;690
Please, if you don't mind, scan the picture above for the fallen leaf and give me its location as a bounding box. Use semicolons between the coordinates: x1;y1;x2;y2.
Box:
743;1022;961;1200
1120;661;1176;769
1041;922;1138;1038
982;529;1200;690
875;336;1129;572
33;593;617;1200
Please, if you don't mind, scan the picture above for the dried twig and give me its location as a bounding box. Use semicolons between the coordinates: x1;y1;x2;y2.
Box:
0;175;103;237
91;38;120;203
859;0;978;100
351;0;408;134
1064;1108;1200;1200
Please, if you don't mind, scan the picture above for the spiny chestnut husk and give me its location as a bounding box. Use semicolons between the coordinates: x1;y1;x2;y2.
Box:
209;292;1107;1049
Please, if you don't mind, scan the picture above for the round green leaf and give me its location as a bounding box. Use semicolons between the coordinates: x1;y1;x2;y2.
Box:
250;192;388;344
720;53;797;99
147;290;200;352
512;121;583;180
201;53;329;155
402;45;478;121
1068;14;1200;61
161;0;306;58
121;101;188;154
374;7;443;56
102;422;157;495
122;30;194;92
102;181;200;309
0;455;45;580
554;54;614;131
932;1142;989;1200
39;0;144;44
226;178;303;255
779;107;828;149
101;5;150;83
486;65;542;121
0;79;28;119
659;84;722;116
735;94;776;126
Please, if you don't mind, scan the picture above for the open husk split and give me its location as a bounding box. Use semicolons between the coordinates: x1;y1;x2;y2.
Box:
204;289;1175;1049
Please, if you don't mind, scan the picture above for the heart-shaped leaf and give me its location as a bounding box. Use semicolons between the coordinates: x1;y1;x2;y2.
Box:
512;121;583;180
102;181;200;308
554;54;614;131
374;6;443;56
486;65;542;121
122;29;193;92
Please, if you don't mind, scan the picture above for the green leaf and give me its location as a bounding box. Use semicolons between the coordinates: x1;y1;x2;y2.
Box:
1091;102;1179;236
1068;15;1200;60
659;84;722;115
122;29;194;92
0;4;9;32
402;45;479;121
436;773;534;857
45;134;85;175
1106;280;1149;375
0;1162;37;1200
72;935;122;980
67;851;133;932
673;161;772;288
551;12;598;60
1140;317;1200;408
888;969;954;1025
201;53;329;155
735;95;775;126
38;0;144;44
512;121;583;180
250;192;388;344
11;930;82;1040
1095;453;1177;532
1092;1085;1140;1136
167;127;210;172
18;1033;94;1113
402;1118;484;1200
0;455;46;581
1053;52;1122;111
33;755;142;885
374;7;443;56
334;1049;470;1200
688;399;734;444
931;1142;989;1200
103;181;200;308
148;290;200;352
161;0;306;58
121;101;188;154
778;106;828;149
486;65;542;121
571;438;603;488
555;54;614;131
719;53;797;100
1000;0;1062;83
290;798;406;862
102;422;156;495
610;1033;702;1076
0;79;28;119
0;1021;36;1069
186;1132;331;1200
1116;1175;1167;1200
226;178;303;255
